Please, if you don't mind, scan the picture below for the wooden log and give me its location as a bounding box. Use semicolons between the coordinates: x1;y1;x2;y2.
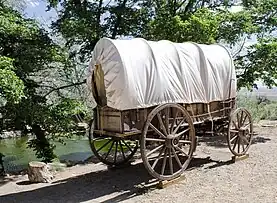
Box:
27;161;53;183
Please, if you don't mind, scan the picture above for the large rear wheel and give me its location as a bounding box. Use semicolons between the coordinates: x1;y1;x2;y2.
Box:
140;103;196;181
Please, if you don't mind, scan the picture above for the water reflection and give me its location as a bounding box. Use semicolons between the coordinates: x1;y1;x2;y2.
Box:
0;136;92;173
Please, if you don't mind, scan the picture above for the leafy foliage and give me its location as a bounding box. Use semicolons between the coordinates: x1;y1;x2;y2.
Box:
27;136;57;163
0;56;24;105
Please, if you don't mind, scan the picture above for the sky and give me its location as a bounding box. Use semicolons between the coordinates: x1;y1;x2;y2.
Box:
24;0;57;28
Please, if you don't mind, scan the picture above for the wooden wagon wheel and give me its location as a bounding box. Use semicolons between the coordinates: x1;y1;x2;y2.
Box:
227;108;253;156
88;119;138;166
140;103;196;181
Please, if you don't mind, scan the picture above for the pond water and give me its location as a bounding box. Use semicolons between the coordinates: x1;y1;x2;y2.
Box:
0;136;92;173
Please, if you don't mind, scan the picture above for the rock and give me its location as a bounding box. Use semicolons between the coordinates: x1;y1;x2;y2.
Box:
27;161;53;183
0;130;22;139
47;162;67;172
261;124;275;127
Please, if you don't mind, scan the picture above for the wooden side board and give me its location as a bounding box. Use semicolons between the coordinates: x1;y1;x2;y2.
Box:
95;98;236;134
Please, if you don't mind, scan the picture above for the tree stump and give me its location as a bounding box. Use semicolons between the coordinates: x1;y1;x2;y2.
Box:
27;161;53;183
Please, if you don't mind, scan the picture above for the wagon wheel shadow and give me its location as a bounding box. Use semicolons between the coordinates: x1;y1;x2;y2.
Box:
0;155;234;203
196;132;271;148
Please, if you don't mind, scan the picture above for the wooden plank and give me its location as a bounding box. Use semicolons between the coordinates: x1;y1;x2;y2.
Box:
231;154;249;163
93;129;141;138
157;175;186;189
138;175;186;190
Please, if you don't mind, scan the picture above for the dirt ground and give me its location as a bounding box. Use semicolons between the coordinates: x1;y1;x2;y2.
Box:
0;120;277;203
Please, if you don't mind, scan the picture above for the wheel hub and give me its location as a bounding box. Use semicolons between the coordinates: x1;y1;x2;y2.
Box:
165;134;179;148
238;128;249;137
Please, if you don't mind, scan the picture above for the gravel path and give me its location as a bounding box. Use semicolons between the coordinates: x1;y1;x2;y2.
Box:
0;123;277;203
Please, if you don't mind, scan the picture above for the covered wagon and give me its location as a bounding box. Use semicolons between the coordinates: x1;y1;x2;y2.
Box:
87;37;253;181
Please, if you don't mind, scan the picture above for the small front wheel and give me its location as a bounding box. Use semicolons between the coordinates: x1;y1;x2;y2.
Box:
227;108;253;156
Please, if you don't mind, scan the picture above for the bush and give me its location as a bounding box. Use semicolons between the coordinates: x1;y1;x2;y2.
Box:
237;94;277;122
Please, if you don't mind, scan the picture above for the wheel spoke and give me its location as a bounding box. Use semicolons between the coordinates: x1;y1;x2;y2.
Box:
165;108;170;134
149;123;166;138
241;113;248;126
172;118;186;134
122;140;135;154
237;112;240;128
176;128;190;137
240;111;244;127
237;137;240;153
238;134;250;145
230;129;239;133
242;141;245;151
157;113;168;136
145;138;165;142
232;120;238;130
104;140;115;160
232;136;238;151
161;148;168;175
242;122;251;129
230;134;238;143
151;146;166;169
147;145;164;157
169;148;173;175
119;141;126;160
179;140;191;144
170;110;179;133
172;147;182;168
114;141;118;163
96;139;112;153
175;146;188;157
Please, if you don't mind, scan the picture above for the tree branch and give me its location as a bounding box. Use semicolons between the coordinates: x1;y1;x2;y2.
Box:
111;0;128;39
43;80;86;98
96;0;103;37
173;0;187;14
232;37;247;58
184;0;196;13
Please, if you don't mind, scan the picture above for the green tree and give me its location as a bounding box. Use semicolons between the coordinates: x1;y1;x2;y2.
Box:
0;2;88;162
143;0;277;89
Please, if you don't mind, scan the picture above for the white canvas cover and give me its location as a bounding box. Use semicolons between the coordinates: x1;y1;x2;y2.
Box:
87;37;237;110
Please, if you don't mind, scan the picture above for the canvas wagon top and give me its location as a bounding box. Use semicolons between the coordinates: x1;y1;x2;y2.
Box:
87;37;237;111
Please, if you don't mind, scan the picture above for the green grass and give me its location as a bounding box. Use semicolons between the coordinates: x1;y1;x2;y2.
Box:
237;94;277;122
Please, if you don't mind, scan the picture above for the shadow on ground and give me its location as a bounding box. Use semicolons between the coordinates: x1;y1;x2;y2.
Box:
0;155;233;203
196;132;271;148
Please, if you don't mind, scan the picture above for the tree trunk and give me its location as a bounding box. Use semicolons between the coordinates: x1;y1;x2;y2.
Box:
27;161;53;183
0;153;5;176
